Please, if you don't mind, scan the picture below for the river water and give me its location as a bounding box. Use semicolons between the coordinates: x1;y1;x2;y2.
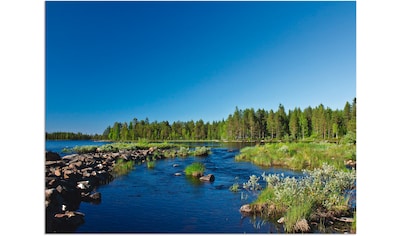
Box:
46;140;302;233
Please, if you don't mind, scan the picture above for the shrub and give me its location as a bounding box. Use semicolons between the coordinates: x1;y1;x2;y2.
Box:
243;175;262;191
252;163;356;232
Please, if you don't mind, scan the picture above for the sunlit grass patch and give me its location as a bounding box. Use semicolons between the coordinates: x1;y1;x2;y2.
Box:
112;158;134;176
249;163;356;232
73;145;98;154
235;142;355;171
184;162;205;177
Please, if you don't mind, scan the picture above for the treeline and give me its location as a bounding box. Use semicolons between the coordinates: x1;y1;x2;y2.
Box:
45;132;103;140
103;98;356;142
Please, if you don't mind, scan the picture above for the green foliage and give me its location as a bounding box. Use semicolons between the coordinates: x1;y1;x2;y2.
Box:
147;160;156;169
73;145;98;154
235;142;355;171
191;146;211;156
96;142;180;152
184;162;205;176
112;158;134;176
284;201;313;233
163;149;177;158
342;131;356;145
229;183;240;192
243;175;262;191
46;131;101;140
100;98;356;142
177;146;190;157
351;211;356;233
253;186;275;204
253;164;356;232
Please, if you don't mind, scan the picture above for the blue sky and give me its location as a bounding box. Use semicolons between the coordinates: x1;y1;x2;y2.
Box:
45;1;356;135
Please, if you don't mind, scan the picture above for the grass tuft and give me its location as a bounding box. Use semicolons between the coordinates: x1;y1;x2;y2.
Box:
184;162;205;177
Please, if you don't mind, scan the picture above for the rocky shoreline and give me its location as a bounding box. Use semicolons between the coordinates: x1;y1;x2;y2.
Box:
45;147;164;232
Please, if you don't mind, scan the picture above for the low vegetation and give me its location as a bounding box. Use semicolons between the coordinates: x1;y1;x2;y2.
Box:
235;142;355;171
184;162;205;177
61;142;182;154
192;146;211;156
112;158;134;177
177;146;190;157
248;164;356;233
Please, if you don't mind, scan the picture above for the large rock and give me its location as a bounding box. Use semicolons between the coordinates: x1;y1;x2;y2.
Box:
239;204;253;214
293;219;310;232
46;151;61;161
199;174;215;182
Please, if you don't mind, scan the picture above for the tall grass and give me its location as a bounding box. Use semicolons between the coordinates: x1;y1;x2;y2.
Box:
192;146;211;156
250;163;356;232
112;158;134;176
184;162;205;176
177;146;190;157
72;145;98;154
235;142;355;171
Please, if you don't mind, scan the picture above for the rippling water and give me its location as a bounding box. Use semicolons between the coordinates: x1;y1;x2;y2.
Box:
46;141;303;233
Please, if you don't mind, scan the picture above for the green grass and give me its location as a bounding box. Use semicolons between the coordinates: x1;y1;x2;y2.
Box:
283;200;313;233
96;142;181;152
163;149;177;158
250;164;356;232
184;162;205;176
351;211;356;233
112;158;134;176
229;183;240;192
177;146;190;157
235;142;355;171
191;146;211;156
72;145;98;154
147;160;156;169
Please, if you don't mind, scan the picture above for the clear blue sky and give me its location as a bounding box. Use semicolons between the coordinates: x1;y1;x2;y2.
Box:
45;1;356;135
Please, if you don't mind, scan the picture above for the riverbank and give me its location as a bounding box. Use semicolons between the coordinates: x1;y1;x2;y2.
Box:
235;142;356;171
239;164;356;233
45;145;176;232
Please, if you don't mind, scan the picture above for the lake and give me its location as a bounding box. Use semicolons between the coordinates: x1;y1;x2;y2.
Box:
45;140;302;233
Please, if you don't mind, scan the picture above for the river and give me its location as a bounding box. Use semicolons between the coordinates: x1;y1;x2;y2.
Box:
46;140;302;233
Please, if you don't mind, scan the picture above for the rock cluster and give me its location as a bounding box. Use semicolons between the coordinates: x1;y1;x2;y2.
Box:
45;148;161;232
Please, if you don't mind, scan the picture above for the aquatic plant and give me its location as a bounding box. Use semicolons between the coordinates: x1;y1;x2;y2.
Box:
96;142;181;152
229;183;240;192
192;146;211;156
184;162;205;177
235;142;355;171
177;146;190;157
243;175;262;191
147;160;156;169
112;158;134;176
250;163;356;232
163;149;176;158
73;145;98;154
